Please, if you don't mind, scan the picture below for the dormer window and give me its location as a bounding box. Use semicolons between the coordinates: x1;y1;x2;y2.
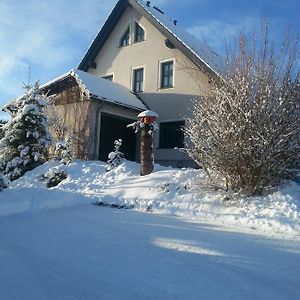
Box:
134;23;145;42
120;27;130;47
103;75;113;81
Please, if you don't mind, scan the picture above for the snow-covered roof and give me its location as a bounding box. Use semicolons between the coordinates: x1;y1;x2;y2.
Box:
78;0;221;76
136;0;221;74
42;69;147;111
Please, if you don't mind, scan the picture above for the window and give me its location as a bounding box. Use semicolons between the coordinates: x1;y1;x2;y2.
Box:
133;68;144;92
103;75;113;81
159;121;184;149
120;27;130;47
134;23;145;42
160;61;174;88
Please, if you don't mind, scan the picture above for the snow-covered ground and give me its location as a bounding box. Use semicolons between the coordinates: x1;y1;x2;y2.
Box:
2;160;300;239
0;160;300;299
0;204;300;299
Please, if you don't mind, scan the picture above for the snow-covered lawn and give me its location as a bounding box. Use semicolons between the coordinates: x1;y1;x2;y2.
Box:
0;160;299;299
3;160;300;238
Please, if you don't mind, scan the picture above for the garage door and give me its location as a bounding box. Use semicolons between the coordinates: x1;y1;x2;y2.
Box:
99;113;137;162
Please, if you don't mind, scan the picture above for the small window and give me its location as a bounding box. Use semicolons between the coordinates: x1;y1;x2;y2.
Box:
159;121;184;149
120;27;130;47
160;61;174;88
133;68;144;92
103;75;113;81
134;23;145;42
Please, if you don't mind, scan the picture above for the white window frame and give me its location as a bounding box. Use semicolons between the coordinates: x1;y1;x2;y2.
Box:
131;65;145;93
158;58;175;90
119;25;131;47
133;21;146;43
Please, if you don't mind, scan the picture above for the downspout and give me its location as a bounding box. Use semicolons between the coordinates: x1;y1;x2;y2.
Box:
94;104;103;160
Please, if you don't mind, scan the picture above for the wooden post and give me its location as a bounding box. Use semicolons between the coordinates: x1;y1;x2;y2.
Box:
129;110;158;176
140;124;153;176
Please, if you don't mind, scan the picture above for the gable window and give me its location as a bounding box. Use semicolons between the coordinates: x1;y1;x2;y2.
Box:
103;75;113;81
159;121;184;149
133;68;144;92
160;61;174;88
120;27;130;47
134;23;145;42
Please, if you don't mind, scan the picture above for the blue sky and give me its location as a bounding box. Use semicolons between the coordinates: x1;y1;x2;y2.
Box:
0;0;299;118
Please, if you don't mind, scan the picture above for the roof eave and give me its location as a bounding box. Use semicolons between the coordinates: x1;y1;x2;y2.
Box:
90;94;145;111
78;0;129;71
77;0;220;79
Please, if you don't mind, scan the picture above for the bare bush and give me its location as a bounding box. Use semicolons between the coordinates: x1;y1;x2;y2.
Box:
185;24;300;195
46;94;92;160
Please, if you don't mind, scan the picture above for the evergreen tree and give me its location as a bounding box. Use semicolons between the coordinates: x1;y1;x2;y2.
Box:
106;139;124;171
0;119;7;139
0;82;52;180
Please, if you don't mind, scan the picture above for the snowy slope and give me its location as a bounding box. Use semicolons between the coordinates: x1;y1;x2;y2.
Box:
1;160;299;239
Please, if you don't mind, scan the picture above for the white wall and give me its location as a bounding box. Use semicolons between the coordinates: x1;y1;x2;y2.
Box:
87;6;211;166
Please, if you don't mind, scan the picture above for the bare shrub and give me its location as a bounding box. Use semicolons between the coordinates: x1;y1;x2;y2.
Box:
185;24;300;195
46;95;92;160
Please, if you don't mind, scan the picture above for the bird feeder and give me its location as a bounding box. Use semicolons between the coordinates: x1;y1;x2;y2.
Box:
137;110;158;176
138;110;158;124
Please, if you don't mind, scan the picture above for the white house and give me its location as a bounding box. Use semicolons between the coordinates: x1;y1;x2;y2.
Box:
42;0;220;167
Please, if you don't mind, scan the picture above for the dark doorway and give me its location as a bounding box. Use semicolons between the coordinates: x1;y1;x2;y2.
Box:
99;113;137;162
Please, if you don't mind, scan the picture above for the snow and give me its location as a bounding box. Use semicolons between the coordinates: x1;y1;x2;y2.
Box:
72;69;147;110
138;110;159;118
0;160;300;299
41;69;147;111
0;201;299;299
1;160;299;239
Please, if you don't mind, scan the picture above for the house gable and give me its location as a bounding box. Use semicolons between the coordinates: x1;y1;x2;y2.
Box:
82;3;213;99
78;0;220;77
74;0;220;167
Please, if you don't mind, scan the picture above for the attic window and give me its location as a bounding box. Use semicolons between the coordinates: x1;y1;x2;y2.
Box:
120;27;130;47
134;23;145;42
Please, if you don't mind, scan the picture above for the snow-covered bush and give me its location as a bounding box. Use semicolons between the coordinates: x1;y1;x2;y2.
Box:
185;25;300;195
54;139;74;164
106;139;124;171
0;82;52;180
0;174;9;191
43;170;68;188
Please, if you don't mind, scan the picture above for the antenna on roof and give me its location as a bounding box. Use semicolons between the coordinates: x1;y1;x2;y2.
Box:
173;20;178;26
153;6;164;14
146;1;150;7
